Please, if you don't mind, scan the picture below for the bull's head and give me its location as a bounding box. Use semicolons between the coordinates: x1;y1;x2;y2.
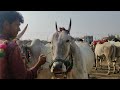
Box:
50;18;73;78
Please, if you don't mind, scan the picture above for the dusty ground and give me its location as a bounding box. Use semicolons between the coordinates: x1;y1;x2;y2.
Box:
26;58;120;79
89;60;120;79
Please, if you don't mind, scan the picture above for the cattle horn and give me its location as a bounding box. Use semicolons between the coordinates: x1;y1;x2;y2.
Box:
16;24;28;39
55;22;58;31
68;18;71;32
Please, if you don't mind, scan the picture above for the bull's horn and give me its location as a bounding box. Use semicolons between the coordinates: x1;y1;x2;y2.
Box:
68;18;71;32
16;24;28;39
55;22;58;31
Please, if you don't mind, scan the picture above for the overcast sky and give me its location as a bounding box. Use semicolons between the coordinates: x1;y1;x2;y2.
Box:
19;11;120;41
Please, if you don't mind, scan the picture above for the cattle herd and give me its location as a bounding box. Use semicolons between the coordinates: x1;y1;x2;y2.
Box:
16;20;120;79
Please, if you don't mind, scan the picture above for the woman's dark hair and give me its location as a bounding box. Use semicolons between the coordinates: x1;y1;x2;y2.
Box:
0;11;24;31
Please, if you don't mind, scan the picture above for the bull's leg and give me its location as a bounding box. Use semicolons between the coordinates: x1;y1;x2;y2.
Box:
100;59;102;69
116;64;120;73
115;61;120;73
115;58;120;73
93;52;96;67
93;58;96;67
118;66;120;73
112;61;116;74
95;56;98;70
88;74;90;79
107;60;111;75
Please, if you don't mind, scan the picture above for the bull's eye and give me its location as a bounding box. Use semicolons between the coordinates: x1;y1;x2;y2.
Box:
66;40;69;43
49;42;51;44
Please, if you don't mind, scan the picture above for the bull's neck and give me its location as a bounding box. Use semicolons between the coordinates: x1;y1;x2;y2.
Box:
70;42;88;79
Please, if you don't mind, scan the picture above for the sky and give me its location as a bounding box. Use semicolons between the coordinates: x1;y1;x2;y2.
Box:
18;11;120;41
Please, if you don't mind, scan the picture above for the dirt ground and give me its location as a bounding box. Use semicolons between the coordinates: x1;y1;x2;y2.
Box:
26;58;120;79
89;60;120;79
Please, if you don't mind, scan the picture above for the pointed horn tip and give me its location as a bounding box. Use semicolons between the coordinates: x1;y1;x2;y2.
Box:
68;18;71;31
70;18;71;22
26;24;28;27
55;22;58;31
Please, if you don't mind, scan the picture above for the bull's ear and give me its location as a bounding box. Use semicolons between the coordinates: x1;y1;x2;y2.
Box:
68;18;71;33
55;22;58;32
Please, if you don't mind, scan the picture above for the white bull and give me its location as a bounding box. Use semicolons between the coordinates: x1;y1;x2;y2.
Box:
49;19;94;79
